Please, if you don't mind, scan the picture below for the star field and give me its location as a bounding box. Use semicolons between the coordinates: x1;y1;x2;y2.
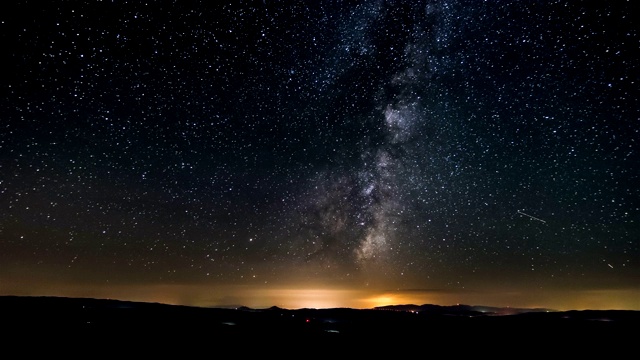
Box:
1;0;638;310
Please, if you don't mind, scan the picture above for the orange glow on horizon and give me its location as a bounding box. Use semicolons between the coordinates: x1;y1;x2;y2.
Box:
1;276;638;311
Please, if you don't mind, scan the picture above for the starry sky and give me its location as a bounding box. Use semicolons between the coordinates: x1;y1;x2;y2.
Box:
1;0;638;311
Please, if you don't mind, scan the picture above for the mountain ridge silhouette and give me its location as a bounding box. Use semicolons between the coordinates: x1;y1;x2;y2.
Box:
1;294;637;349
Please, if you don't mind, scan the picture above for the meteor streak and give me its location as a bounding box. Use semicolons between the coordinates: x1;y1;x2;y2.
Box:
517;210;547;224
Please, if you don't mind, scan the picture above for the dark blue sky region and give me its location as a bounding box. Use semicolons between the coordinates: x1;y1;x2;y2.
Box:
1;0;637;310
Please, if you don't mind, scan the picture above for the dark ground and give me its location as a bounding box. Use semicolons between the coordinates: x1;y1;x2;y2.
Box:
1;296;637;355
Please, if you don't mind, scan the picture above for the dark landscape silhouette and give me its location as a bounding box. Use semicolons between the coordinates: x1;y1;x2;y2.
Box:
2;295;637;352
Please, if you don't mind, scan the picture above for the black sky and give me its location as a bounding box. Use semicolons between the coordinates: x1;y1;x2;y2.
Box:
1;0;638;310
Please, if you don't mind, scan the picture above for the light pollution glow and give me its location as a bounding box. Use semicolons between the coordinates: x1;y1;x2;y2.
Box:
1;278;638;311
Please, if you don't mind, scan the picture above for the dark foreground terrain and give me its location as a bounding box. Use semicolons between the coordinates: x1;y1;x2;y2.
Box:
1;296;637;355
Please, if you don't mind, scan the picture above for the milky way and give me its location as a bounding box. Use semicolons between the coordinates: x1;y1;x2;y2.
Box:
278;1;444;279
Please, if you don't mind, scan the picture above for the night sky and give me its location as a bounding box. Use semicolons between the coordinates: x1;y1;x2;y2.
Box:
1;0;638;311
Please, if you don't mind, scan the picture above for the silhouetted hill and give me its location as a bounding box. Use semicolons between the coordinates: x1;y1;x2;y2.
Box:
1;295;637;354
375;303;556;315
